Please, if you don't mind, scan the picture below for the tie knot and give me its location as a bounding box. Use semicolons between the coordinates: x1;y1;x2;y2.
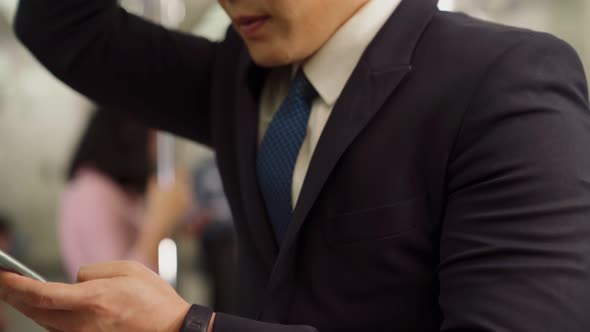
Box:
290;70;317;104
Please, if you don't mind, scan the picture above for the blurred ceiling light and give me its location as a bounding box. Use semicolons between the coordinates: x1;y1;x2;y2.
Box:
438;0;456;11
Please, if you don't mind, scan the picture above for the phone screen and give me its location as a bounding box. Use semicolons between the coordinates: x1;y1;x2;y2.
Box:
0;250;47;282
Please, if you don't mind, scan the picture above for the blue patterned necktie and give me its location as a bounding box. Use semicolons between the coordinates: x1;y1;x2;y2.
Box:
257;71;318;245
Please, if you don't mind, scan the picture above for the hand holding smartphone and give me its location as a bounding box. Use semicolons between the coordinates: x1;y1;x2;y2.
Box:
0;250;46;282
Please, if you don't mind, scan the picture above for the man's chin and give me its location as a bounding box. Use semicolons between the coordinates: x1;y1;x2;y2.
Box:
247;46;298;68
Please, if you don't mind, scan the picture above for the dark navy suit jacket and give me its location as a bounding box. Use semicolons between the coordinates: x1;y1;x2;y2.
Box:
14;0;590;330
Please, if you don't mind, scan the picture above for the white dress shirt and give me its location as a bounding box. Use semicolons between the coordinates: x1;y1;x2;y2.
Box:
258;0;402;208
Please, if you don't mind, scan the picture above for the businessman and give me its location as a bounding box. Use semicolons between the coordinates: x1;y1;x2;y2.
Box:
2;0;590;331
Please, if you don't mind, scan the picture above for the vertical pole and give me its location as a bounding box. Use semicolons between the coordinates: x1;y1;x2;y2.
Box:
142;0;179;288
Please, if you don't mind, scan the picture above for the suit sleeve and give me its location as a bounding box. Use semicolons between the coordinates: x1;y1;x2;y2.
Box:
440;33;590;331
211;313;318;332
14;0;216;145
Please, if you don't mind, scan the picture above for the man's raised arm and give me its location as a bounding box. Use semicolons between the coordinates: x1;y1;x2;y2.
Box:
14;0;217;144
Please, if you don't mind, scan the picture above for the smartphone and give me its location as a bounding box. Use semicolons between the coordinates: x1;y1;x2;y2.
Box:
0;250;47;282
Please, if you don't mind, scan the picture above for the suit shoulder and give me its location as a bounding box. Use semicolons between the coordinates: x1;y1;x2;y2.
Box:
420;11;582;69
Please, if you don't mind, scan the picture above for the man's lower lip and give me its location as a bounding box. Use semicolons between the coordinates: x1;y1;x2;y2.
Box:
237;18;269;38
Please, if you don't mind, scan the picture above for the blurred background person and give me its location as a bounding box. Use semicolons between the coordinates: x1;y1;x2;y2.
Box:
191;154;238;314
58;110;191;282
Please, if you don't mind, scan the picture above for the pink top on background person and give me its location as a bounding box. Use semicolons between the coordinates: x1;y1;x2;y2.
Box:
58;167;153;282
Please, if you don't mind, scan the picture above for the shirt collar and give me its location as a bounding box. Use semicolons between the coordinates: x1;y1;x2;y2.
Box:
301;0;402;107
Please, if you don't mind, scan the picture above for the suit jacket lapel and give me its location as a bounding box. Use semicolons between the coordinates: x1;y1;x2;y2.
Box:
260;0;440;320
285;62;412;250
234;49;278;269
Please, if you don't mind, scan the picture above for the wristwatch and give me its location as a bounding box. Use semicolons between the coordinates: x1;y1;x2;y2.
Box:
180;305;214;332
